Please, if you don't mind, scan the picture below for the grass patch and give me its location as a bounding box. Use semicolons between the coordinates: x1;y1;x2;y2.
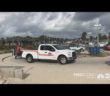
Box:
90;52;110;57
0;50;12;54
0;46;11;50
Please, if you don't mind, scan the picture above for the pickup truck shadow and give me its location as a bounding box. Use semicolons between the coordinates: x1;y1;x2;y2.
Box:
34;60;75;64
35;60;58;64
23;67;33;79
23;73;30;79
105;61;110;66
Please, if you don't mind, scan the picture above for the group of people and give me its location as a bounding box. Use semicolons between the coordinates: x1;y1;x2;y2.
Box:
89;41;100;47
88;41;100;55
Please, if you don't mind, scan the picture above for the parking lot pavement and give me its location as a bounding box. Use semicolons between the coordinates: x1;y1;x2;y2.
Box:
1;53;110;84
0;53;12;60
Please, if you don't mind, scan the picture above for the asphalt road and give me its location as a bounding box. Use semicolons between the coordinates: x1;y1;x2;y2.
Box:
1;53;110;84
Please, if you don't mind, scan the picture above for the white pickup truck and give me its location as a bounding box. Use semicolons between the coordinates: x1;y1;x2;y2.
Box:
21;44;77;64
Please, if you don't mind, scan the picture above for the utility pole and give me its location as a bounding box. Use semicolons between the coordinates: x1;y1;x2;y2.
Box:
43;32;45;44
94;20;103;44
87;32;92;43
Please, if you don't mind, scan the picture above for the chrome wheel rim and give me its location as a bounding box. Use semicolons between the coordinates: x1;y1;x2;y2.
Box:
60;57;66;64
27;57;32;62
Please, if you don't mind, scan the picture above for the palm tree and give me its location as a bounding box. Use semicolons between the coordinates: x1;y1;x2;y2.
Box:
81;32;87;44
6;37;11;48
90;36;93;42
1;37;5;46
103;35;107;40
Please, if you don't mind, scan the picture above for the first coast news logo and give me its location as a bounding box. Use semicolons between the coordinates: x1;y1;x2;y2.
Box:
73;73;110;80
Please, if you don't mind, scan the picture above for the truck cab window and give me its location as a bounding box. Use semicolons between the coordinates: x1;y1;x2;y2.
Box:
40;45;46;50
40;45;55;51
46;46;55;51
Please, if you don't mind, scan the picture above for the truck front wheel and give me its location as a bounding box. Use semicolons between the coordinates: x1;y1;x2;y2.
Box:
26;55;33;63
58;56;67;65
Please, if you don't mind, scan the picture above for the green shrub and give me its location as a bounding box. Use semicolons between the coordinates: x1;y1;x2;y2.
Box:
0;46;10;50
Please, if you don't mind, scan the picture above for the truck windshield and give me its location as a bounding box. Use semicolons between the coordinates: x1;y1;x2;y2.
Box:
53;45;69;50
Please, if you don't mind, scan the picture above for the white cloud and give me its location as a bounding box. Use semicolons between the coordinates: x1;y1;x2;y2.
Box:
37;12;75;31
0;12;109;38
26;12;43;25
3;26;16;37
0;12;13;23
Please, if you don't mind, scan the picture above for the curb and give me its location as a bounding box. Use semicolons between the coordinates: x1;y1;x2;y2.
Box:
2;55;12;62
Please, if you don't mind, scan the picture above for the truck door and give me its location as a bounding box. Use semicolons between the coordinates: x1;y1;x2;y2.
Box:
38;45;56;60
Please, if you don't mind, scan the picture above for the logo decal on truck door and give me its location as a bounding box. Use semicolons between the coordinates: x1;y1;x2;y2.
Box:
37;51;53;56
48;52;53;56
23;50;54;56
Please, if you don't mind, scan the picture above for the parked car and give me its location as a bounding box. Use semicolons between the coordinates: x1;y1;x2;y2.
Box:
99;42;108;48
69;44;85;52
104;43;110;50
21;44;77;64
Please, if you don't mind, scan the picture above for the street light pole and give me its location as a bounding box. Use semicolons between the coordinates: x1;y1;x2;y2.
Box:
94;23;102;44
43;31;45;44
87;32;92;43
48;34;50;44
97;25;99;43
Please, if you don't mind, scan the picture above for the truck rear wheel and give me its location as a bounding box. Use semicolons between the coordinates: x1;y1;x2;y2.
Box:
58;56;67;65
26;55;33;63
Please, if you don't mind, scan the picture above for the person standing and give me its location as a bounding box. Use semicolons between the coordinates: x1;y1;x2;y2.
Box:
94;41;100;55
88;42;94;55
15;44;22;59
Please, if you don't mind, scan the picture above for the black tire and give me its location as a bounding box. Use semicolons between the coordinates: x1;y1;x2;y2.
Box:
72;59;76;63
58;56;67;65
26;55;33;63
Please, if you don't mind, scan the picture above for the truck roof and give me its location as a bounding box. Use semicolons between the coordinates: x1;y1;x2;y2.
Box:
40;44;58;46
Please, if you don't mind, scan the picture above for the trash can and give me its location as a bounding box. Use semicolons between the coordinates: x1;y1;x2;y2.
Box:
88;47;94;55
95;47;100;55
